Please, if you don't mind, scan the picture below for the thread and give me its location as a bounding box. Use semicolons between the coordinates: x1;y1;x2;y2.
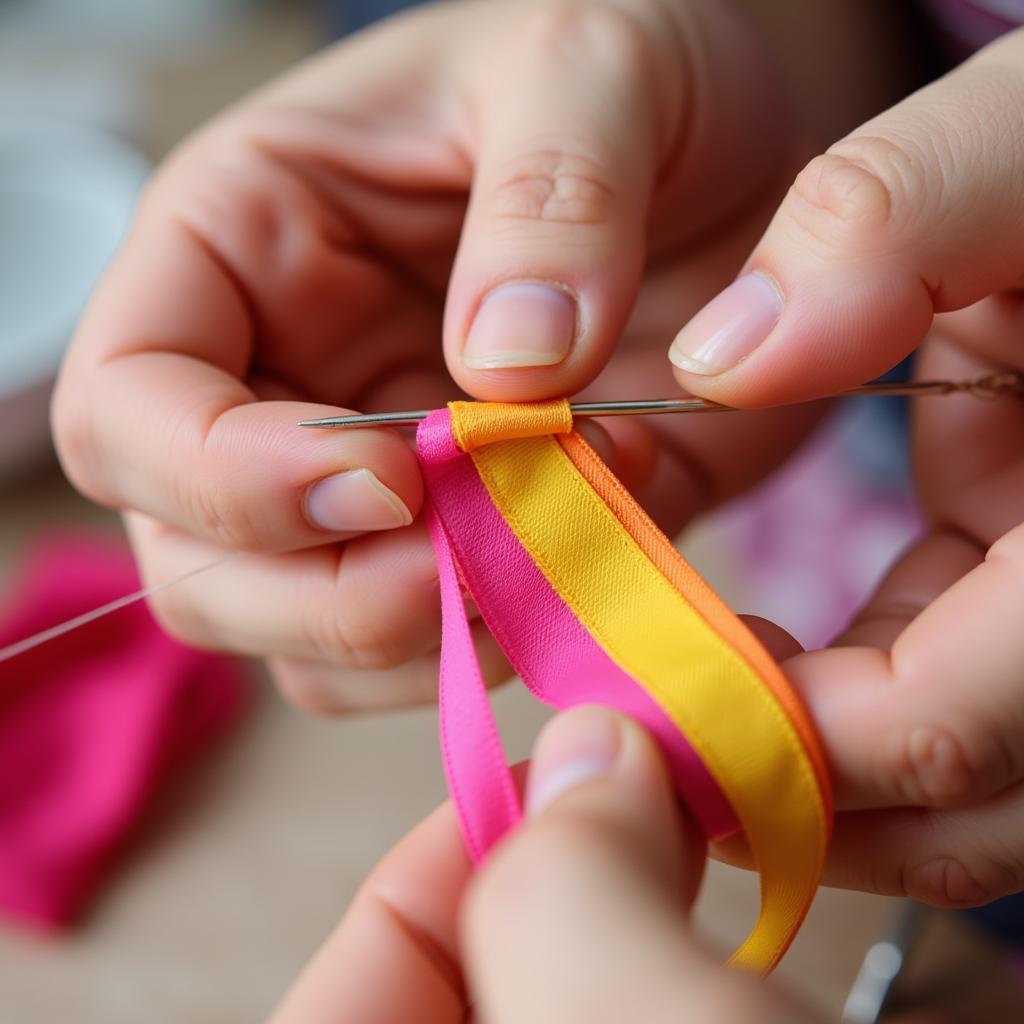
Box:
0;552;238;665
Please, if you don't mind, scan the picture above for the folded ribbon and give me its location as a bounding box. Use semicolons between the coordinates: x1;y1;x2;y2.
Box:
417;399;832;975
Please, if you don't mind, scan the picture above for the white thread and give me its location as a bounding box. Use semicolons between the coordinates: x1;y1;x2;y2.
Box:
0;552;238;665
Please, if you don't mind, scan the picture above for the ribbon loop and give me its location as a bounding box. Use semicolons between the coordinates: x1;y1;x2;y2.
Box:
449;399;573;452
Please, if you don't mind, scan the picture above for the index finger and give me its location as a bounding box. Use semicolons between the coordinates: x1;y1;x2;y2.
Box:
53;146;424;553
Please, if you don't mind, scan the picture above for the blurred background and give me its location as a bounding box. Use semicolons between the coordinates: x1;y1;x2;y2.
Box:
0;0;1020;1021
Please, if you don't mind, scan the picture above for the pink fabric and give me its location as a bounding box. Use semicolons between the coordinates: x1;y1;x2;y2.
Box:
418;411;739;850
426;503;522;861
0;536;248;929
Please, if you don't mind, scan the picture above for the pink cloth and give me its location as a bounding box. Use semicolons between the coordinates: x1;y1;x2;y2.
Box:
0;536;248;929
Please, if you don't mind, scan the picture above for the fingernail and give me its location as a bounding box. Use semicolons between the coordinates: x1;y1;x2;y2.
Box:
527;706;621;815
305;469;413;533
669;272;783;375
463;281;576;369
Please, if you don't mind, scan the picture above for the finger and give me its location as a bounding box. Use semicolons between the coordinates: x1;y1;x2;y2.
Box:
465;707;812;1023
830;529;983;653
443;4;667;401
786;511;1024;813
787;333;1024;812
267;626;512;715
54;218;422;554
265;617;513;715
668;27;1024;404
822;780;1024;908
268;800;471;1024
125;512;441;672
446;0;787;402
912;333;1024;545
129;511;513;709
787;521;1024;814
269;761;536;1024
932;285;1024;373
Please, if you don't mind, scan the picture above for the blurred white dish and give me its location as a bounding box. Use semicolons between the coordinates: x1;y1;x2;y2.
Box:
0;115;149;482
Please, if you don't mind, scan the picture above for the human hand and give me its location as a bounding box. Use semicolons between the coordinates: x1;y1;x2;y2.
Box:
266;706;818;1024
669;28;1024;908
53;0;819;712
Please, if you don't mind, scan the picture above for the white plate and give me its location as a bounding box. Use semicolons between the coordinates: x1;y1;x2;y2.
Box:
0;115;150;480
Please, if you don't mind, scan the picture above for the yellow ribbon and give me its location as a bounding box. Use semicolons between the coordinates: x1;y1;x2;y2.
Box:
450;400;832;974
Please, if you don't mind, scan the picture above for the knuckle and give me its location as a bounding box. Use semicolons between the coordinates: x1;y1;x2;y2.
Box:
268;658;346;717
505;812;632;895
479;2;663;232
184;474;262;552
520;2;650;77
903;850;1018;908
171;130;351;337
302;587;406;672
300;530;438;672
790;132;942;252
145;585;209;650
882;719;1014;808
789;150;894;248
487;149;616;227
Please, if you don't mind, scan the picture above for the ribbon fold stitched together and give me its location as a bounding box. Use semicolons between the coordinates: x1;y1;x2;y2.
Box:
416;398;833;975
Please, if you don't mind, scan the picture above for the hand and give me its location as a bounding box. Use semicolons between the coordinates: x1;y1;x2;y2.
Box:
53;0;820;713
266;706;817;1024
670;28;1024;908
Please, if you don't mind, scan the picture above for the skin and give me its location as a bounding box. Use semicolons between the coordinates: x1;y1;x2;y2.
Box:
266;707;816;1024
50;0;1024;1015
268;707;943;1023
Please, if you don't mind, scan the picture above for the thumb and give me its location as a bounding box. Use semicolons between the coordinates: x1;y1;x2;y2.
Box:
464;707;807;1024
444;5;668;402
668;28;1024;406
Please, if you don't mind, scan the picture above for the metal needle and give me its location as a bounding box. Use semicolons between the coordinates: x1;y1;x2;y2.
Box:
297;372;1023;430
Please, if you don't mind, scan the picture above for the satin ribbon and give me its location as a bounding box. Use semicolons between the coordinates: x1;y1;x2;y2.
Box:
417;399;832;975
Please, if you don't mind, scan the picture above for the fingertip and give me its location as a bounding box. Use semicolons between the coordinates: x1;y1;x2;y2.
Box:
297;412;425;534
522;706;696;891
667;262;931;405
197;401;425;551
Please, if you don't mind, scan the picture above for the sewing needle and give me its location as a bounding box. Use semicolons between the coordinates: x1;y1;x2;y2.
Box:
297;372;1023;430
